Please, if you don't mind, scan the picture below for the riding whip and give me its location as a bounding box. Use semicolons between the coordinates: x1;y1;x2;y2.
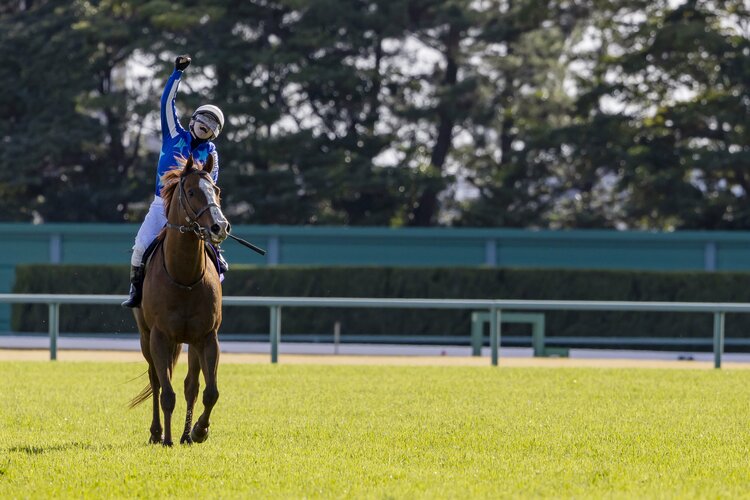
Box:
227;233;266;256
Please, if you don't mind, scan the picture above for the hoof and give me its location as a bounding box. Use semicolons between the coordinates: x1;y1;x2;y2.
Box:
180;433;193;445
162;439;173;448
149;435;162;445
190;423;209;443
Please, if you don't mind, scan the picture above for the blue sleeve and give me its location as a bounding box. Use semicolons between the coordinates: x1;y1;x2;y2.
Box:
161;70;186;141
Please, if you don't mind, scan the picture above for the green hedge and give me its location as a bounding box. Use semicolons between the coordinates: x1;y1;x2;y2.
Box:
12;265;750;346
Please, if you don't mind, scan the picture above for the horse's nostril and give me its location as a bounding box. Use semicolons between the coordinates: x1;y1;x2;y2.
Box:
226;223;232;234
211;224;221;235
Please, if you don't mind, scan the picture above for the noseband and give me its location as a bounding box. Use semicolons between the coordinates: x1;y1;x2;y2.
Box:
165;170;221;241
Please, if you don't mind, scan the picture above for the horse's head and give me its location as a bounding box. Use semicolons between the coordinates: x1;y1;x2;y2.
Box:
166;154;230;245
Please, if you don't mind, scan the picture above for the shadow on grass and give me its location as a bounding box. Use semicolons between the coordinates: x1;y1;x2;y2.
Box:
6;442;113;455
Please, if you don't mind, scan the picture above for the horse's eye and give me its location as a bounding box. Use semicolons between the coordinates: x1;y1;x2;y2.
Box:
187;189;195;197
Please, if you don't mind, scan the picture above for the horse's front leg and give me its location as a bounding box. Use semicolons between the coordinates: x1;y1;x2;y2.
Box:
137;313;161;444
150;328;177;447
191;333;220;443
148;364;162;444
180;346;201;445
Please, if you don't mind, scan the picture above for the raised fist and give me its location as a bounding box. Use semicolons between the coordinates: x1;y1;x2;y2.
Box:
175;55;191;71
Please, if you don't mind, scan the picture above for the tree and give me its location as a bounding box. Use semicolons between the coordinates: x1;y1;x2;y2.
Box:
0;2;102;221
521;0;750;230
3;1;748;230
0;0;165;222
451;0;612;227
178;0;435;225
614;0;750;229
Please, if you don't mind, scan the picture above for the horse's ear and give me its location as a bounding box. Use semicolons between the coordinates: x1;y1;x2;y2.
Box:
184;155;194;171
203;153;214;173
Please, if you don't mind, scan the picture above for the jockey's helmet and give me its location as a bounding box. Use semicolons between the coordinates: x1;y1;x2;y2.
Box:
190;104;225;140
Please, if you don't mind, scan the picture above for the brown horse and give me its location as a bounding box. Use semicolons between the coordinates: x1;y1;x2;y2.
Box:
130;154;229;447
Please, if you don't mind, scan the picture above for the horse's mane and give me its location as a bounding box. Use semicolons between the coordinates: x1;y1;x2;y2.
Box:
160;168;183;218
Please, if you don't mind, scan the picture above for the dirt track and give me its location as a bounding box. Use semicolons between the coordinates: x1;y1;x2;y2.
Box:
2;349;750;369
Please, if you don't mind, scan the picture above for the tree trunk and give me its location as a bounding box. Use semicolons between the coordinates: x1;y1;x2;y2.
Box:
410;25;460;226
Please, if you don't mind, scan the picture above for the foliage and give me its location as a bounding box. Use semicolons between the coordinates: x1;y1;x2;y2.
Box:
0;1;163;222
614;0;750;229
1;1;749;228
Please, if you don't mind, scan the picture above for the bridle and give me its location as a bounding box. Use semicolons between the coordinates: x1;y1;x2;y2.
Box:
165;169;221;241
163;169;223;290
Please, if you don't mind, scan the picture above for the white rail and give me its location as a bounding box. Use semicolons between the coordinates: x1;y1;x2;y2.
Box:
0;294;743;367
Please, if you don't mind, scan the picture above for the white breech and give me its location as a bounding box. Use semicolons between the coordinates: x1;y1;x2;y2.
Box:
131;197;166;266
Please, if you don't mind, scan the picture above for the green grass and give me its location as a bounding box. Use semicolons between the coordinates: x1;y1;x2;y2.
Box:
2;361;750;498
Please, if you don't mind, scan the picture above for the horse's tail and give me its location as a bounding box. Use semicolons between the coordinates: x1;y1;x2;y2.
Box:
129;345;183;409
129;381;152;409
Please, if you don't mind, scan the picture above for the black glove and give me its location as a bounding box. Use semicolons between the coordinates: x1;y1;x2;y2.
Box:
175;55;191;71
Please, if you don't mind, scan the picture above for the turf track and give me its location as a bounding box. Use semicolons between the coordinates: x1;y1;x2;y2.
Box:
2;358;750;498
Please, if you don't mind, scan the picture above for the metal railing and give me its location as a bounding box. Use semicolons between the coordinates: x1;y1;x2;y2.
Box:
1;294;748;368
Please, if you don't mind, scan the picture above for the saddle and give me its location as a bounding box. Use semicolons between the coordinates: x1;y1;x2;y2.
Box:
141;234;224;277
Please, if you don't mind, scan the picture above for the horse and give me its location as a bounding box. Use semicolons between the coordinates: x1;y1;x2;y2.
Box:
130;154;230;447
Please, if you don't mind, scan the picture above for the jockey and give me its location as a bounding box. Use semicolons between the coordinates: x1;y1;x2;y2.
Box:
122;55;227;308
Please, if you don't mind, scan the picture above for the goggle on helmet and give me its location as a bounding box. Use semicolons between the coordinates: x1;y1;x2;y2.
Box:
190;104;225;139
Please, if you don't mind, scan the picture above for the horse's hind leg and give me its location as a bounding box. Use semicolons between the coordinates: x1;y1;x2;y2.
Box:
150;328;177;447
180;347;201;445
191;333;220;444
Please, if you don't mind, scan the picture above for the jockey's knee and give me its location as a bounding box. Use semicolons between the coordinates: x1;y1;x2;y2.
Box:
131;244;147;267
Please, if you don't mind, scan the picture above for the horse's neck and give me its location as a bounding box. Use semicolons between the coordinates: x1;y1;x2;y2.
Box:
164;221;205;285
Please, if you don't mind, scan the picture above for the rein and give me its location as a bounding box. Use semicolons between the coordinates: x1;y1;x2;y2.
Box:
160;244;205;290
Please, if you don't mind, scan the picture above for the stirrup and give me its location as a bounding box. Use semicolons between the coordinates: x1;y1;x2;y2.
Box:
208;244;229;274
218;253;229;274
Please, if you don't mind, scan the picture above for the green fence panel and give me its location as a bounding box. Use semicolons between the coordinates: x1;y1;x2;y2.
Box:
4;223;750;332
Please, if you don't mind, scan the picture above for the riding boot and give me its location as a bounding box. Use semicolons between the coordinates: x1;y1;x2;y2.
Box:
217;246;229;274
121;265;145;308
